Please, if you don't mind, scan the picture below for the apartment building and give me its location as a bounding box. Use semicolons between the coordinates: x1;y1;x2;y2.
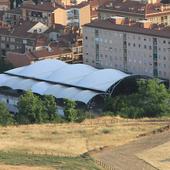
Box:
0;21;48;57
3;8;22;26
20;1;90;28
98;0;170;26
54;1;90;27
83;18;170;81
21;1;60;26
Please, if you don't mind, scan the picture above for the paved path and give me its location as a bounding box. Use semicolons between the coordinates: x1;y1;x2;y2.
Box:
91;129;170;170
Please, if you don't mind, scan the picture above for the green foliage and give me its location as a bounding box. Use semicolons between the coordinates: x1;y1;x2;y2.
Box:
104;79;170;118
43;95;59;122
75;109;87;123
64;99;78;122
16;92;62;124
103;96;114;111
0;102;14;126
16;91;48;124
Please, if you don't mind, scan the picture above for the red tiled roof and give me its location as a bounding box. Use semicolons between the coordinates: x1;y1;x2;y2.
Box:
84;19;170;39
21;2;63;12
7;52;32;67
65;1;89;9
0;21;47;40
99;0;170;17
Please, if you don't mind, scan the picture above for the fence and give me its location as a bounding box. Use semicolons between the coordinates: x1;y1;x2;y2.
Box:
94;159;122;170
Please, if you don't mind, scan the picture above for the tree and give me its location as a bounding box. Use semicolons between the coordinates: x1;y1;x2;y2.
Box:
16;91;47;124
103;96;114;111
43;95;59;122
64;99;78;122
0;102;14;126
137;79;170;117
104;79;170;118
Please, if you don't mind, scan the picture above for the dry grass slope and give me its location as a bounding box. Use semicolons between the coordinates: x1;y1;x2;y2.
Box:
0;116;169;169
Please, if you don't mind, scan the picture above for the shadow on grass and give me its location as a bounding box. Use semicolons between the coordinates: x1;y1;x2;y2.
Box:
0;151;100;170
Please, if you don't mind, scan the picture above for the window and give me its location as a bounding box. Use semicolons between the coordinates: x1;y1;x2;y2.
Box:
10;38;15;43
6;44;9;48
95;29;99;37
1;36;5;41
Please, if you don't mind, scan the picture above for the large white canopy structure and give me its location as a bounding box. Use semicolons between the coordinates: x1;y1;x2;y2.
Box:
0;59;133;104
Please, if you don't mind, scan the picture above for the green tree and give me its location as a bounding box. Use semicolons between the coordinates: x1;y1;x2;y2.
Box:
43;95;59;122
104;79;170;118
103;96;114;111
16;91;47;124
64;99;78;122
137;79;170;117
0;102;14;126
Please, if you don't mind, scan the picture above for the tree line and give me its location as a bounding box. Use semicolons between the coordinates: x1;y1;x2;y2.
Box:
0;91;86;126
103;79;170;118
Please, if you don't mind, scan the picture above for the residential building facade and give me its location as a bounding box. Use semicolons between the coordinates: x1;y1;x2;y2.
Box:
98;0;170;26
54;2;91;27
0;21;48;57
83;18;170;81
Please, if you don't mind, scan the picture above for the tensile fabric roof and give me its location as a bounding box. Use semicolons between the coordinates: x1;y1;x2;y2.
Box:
0;59;131;104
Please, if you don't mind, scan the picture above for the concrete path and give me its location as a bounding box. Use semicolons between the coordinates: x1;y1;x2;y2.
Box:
91;129;170;170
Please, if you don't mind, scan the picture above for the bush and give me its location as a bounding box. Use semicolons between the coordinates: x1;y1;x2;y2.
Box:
0;102;14;126
64;99;78;122
103;79;170;118
16;91;48;124
101;128;111;134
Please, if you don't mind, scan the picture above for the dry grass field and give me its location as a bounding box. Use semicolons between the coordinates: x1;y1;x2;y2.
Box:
0;116;169;170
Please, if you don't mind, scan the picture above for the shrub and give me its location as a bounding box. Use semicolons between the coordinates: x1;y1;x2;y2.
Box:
0;102;14;126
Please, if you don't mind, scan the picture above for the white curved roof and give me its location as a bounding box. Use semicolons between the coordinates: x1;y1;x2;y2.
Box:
0;74;13;84
0;75;99;104
6;59;130;92
31;82;51;95
1;59;133;104
46;64;96;84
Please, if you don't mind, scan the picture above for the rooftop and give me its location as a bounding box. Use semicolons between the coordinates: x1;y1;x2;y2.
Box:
99;0;170;16
0;21;48;39
0;59;135;104
21;2;63;12
84;18;170;39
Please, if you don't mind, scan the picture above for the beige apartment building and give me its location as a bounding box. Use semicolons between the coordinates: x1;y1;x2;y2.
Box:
83;18;170;81
98;0;170;26
54;2;90;27
21;1;90;28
